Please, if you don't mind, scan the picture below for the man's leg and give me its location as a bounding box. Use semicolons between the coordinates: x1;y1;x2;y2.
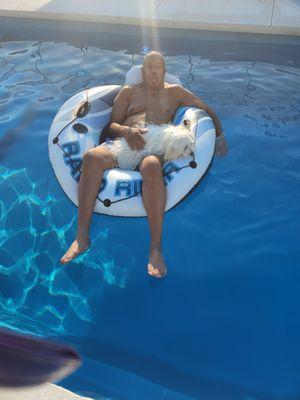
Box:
139;155;167;278
60;146;116;264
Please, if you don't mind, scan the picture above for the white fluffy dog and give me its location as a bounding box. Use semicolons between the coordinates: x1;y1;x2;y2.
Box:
107;121;195;170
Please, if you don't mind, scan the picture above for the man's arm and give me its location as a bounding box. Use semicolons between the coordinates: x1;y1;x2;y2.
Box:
108;86;132;139
107;86;147;150
174;86;223;137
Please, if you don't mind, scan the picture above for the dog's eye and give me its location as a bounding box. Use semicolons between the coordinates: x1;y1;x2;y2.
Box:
184;145;188;151
183;120;188;126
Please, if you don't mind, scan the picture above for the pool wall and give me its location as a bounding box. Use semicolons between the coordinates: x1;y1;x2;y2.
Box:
0;0;300;36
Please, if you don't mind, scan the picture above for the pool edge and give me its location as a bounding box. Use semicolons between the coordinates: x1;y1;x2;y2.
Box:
0;382;93;400
1;10;300;37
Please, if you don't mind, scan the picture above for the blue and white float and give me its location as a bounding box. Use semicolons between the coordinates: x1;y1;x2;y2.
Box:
48;67;216;217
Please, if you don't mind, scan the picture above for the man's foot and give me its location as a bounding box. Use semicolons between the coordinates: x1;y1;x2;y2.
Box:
60;238;90;264
147;248;167;278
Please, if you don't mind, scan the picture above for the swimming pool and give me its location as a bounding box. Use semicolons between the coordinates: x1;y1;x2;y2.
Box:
0;16;300;400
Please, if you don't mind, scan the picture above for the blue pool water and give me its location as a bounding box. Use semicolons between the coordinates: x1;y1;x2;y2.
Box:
0;18;300;400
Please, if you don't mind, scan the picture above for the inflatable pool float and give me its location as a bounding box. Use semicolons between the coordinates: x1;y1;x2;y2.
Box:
48;66;216;217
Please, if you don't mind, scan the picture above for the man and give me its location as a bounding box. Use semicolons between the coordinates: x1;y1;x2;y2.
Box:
60;51;227;278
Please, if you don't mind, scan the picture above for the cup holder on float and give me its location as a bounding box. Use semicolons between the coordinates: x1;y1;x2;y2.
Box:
73;123;88;134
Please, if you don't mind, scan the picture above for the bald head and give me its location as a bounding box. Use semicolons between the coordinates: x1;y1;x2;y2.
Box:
143;51;165;69
142;51;166;90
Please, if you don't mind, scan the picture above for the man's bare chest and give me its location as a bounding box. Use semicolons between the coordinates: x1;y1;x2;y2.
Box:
126;90;178;122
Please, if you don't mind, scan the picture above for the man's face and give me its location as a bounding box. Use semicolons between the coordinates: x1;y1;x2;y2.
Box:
142;55;165;89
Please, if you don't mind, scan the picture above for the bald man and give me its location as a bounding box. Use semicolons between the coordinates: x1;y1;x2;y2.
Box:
60;51;227;278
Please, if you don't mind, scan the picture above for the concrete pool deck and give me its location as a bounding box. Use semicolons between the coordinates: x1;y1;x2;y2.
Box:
0;0;300;36
0;383;92;400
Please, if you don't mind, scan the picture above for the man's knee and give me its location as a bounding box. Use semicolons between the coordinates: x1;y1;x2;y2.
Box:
83;149;101;164
83;148;113;169
139;155;163;178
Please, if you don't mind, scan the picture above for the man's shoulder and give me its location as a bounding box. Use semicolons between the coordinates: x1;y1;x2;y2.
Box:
164;82;180;89
118;84;134;94
165;83;187;97
114;85;135;104
118;83;142;96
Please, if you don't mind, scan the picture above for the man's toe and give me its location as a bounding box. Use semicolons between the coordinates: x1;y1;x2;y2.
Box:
148;266;158;278
148;266;154;276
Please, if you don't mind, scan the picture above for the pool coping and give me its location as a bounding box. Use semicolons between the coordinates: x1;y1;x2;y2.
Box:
1;9;300;37
0;383;93;400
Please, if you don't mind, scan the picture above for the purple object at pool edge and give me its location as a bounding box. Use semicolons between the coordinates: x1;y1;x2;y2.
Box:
0;328;81;387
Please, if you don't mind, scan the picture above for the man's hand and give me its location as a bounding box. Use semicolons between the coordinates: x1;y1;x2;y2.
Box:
214;133;228;157
123;126;148;151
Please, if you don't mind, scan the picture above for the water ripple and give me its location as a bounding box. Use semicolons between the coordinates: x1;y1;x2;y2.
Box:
0;36;299;399
0;166;128;336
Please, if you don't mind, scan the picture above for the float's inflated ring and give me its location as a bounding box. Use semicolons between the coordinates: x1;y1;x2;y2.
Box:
48;67;216;217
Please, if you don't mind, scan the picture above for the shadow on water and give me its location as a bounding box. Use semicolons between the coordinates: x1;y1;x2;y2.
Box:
62;335;260;400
